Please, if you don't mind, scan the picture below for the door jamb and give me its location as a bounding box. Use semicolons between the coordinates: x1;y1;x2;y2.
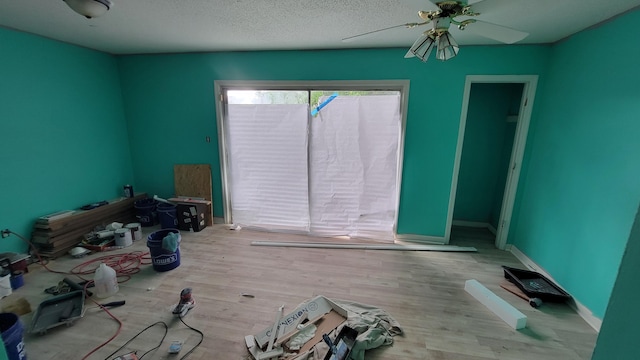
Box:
444;75;538;249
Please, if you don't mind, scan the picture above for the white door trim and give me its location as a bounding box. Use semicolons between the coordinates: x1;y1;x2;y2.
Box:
444;75;538;249
214;80;410;233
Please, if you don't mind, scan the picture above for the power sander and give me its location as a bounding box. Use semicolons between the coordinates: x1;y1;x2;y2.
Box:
172;288;196;317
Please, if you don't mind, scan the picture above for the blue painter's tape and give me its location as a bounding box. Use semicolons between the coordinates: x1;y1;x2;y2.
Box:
311;92;338;116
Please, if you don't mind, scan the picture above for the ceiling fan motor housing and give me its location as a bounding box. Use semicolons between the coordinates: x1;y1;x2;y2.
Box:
437;1;465;16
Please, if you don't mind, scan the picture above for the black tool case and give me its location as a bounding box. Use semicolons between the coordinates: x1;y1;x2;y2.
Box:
30;290;85;334
323;326;358;360
502;266;572;302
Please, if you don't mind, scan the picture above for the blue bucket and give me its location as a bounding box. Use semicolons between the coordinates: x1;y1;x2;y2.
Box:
134;198;158;227
9;272;23;290
157;203;178;229
147;229;181;272
0;313;26;360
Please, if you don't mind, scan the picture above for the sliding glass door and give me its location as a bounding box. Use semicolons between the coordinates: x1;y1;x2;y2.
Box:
219;82;406;241
308;94;400;238
226;101;310;232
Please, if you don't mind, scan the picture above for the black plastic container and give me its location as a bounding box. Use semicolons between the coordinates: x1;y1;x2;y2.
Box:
502;266;572;302
323;326;358;360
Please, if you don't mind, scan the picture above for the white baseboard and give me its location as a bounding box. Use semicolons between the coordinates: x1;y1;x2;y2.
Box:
452;220;498;235
452;220;487;228
395;234;446;245
509;245;602;332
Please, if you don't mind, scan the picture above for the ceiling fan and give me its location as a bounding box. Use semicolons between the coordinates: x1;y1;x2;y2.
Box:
342;0;529;62
63;0;113;19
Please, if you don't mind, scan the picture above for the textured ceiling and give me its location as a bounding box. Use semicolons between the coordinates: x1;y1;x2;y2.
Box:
0;0;639;55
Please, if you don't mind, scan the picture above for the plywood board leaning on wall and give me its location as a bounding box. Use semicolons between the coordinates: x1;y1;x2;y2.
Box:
173;164;213;226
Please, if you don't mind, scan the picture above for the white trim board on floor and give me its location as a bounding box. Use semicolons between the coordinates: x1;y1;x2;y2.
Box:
508;245;602;332
465;279;527;330
251;241;476;252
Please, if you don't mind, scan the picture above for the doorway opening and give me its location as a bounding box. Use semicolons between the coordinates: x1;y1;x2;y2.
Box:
446;75;538;249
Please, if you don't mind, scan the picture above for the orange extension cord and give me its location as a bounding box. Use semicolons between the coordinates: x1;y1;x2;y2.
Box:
9;230;151;359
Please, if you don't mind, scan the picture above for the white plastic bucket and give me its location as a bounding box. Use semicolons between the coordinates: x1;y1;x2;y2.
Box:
0;274;11;298
125;223;142;241
114;228;132;247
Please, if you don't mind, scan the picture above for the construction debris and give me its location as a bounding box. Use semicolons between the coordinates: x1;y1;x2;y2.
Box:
245;296;402;360
31;194;146;258
465;279;527;330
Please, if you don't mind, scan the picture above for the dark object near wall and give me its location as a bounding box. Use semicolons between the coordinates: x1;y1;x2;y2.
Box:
502;266;572;302
176;203;207;232
80;200;109;210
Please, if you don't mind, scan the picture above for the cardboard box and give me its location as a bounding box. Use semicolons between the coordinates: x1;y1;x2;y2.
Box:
176;203;207;232
253;296;348;349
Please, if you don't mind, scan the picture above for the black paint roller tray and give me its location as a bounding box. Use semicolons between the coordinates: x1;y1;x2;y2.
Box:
502;266;572;302
30;290;85;334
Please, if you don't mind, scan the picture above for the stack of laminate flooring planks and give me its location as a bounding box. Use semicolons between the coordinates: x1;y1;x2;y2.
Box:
31;193;147;258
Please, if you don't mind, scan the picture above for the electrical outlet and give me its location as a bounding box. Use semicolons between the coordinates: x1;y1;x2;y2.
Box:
1;229;10;238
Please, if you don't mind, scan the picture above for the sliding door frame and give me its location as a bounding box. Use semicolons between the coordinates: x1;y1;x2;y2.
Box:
214;80;410;237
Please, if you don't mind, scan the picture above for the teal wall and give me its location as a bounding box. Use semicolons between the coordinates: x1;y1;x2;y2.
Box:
453;83;519;227
0;28;134;253
509;8;640;319
117;45;551;237
592;205;640;359
4;7;638;346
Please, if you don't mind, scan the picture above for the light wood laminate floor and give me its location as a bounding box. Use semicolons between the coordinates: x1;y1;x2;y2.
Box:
4;225;598;359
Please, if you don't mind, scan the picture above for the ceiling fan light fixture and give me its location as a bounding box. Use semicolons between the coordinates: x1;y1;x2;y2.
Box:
345;0;529;64
436;32;459;61
63;0;112;19
407;32;436;62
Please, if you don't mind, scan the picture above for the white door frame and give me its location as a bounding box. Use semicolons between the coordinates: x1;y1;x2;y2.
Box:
214;80;410;235
444;75;538;249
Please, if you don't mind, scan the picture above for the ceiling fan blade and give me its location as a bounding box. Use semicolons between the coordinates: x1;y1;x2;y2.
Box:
468;0;507;15
342;22;429;42
465;20;528;44
420;0;442;11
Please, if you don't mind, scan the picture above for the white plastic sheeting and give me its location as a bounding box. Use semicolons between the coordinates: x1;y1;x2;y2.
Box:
309;95;400;239
226;95;400;240
226;104;310;232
